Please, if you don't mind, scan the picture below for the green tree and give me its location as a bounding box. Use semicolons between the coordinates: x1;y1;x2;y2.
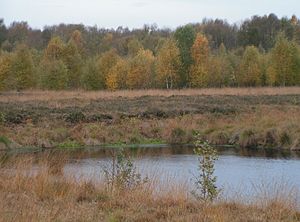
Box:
81;58;104;90
62;40;83;88
225;49;244;87
0;52;13;90
12;44;35;90
0;19;7;47
207;43;233;87
238;14;281;50
208;56;227;87
39;59;68;90
174;25;196;87
267;33;300;86
127;38;143;57
237;46;262;86
155;39;181;89
39;36;69;90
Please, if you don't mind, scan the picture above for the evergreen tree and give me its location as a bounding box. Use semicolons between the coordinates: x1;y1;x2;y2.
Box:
174;25;196;87
0;19;7;47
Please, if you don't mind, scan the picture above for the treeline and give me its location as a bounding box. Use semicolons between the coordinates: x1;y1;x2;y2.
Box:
0;13;300;90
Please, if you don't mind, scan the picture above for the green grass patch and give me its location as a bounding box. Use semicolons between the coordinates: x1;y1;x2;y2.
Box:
140;138;165;144
0;112;5;123
0;136;11;148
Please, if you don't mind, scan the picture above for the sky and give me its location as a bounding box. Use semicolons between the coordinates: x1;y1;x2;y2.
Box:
1;0;299;29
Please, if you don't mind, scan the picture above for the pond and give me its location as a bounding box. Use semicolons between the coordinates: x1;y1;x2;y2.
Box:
3;145;300;201
61;146;300;200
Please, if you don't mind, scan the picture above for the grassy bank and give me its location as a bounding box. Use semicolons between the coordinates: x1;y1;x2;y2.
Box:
0;154;299;222
0;88;300;150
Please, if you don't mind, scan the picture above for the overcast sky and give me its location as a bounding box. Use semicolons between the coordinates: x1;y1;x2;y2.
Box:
1;0;299;29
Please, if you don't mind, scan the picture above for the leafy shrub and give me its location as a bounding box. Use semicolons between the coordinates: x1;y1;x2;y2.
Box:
210;106;237;115
88;114;113;122
103;148;148;192
0;136;11;148
50;128;70;143
141;109;168;119
209;130;229;145
0;112;5;123
279;131;292;146
239;129;258;148
129;134;142;144
170;127;186;144
4;111;25;124
192;137;219;202
65;111;85;124
263;128;278;147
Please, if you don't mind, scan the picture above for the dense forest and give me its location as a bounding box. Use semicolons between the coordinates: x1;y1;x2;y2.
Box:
0;13;300;90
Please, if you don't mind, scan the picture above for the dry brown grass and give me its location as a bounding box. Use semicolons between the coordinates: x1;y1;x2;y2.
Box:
2;106;300;150
0;154;299;222
1;87;299;150
1;87;300;102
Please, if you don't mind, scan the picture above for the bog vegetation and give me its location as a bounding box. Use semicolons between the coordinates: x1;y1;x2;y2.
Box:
1;13;300;90
0;90;300;150
0;151;299;221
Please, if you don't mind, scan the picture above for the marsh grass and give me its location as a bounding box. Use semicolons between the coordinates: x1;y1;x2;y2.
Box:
0;154;299;221
1;88;300;150
0;136;11;148
1;87;300;102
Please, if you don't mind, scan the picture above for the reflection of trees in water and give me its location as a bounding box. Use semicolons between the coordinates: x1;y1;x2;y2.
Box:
236;147;300;159
1;146;300;165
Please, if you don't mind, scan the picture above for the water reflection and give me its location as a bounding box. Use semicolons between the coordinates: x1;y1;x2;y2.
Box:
1;145;300;201
31;145;300;160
